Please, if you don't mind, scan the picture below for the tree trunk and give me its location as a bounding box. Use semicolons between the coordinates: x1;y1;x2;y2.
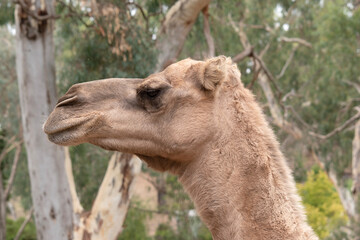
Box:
155;0;211;72
14;1;73;239
66;152;141;240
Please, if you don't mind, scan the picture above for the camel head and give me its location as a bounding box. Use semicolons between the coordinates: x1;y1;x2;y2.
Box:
44;56;241;172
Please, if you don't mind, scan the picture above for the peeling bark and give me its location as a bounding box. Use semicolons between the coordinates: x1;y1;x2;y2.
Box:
15;1;73;239
155;0;211;71
72;153;141;240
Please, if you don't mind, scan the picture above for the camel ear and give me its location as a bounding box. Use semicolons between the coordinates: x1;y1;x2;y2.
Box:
199;56;229;91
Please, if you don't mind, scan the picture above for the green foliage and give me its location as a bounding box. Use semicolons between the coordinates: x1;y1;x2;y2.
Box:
69;144;112;210
0;0;14;25
154;223;177;240
154;221;212;240
0;127;5;152
293;150;308;182
298;167;348;239
55;2;158;94
8;146;33;210
6;218;37;240
118;204;152;240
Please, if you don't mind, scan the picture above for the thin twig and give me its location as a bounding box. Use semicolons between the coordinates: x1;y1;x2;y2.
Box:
227;15;250;48
259;42;271;59
228;13;282;96
202;5;215;58
252;53;283;96
285;105;313;130
232;46;253;63
14;207;34;240
4;145;22;200
281;89;297;102
309;109;360;140
0;136;17;165
343;79;360;94
247;57;260;89
126;2;149;29
276;45;298;79
57;0;95;28
279;36;312;48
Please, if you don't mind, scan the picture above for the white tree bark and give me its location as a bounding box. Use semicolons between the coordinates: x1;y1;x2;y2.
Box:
67;152;141;240
155;0;211;71
15;1;73;239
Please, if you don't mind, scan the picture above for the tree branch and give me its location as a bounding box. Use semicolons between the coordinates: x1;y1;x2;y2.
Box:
276;45;298;79
228;15;250;48
0;138;21;165
247;57;260;89
232;46;253;63
14;207;34;240
4;145;22;200
279;36;312;48
252;52;283;97
57;0;95;28
285;105;313;130
343;79;360;94
202;5;215;58
155;0;211;71
309;109;360;140
228;12;305;139
126;2;148;21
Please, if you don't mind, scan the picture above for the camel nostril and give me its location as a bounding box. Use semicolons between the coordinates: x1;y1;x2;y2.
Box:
56;95;78;107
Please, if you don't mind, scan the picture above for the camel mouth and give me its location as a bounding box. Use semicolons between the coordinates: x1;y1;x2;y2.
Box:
44;115;96;146
43;115;92;135
47;131;79;146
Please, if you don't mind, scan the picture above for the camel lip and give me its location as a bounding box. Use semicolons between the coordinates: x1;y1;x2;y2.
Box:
43;115;92;135
46;133;77;146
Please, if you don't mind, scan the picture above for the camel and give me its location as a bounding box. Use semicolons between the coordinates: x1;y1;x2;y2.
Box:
44;56;318;240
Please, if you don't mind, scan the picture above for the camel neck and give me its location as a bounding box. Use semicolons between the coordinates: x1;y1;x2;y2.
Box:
178;117;317;240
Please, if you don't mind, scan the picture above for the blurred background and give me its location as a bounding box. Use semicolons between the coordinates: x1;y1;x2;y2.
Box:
0;0;359;239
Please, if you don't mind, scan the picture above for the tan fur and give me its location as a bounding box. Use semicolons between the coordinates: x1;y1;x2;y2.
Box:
44;56;318;240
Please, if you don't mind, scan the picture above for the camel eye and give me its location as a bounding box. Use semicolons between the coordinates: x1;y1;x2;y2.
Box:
145;89;161;98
